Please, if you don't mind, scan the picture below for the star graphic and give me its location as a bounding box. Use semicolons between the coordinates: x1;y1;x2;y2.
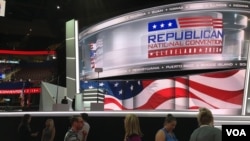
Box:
160;23;165;28
153;24;157;29
168;22;172;27
119;89;123;95
99;82;104;87
137;81;140;85
130;85;134;91
114;82;119;87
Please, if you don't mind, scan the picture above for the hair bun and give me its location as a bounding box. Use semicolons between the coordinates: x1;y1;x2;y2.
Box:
167;114;173;117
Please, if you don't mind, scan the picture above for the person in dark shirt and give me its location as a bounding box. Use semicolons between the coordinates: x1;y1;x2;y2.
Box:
61;96;68;104
17;114;38;141
71;96;75;111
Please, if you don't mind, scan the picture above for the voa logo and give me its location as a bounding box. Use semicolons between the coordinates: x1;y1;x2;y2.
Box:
226;129;246;136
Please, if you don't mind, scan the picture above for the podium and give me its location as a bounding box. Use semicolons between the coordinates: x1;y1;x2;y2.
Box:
82;88;104;111
52;104;70;111
90;103;104;111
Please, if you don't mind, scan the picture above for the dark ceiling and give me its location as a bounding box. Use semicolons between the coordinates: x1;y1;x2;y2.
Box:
0;0;193;51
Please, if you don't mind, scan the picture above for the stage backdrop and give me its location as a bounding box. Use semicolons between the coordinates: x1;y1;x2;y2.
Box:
79;0;250;115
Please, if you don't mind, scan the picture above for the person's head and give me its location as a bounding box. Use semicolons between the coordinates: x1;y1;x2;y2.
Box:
70;115;84;131
45;118;54;128
21;114;31;124
163;114;177;132
124;114;142;137
80;113;89;122
197;107;214;126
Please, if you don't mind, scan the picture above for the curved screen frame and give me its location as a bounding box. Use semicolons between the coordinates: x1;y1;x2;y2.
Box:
79;0;250;79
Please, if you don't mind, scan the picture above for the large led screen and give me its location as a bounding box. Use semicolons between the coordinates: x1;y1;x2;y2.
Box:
81;68;245;115
79;0;249;79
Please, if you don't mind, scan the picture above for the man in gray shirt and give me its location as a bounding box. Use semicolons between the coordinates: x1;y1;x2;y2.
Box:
78;113;90;141
64;115;84;141
189;107;221;141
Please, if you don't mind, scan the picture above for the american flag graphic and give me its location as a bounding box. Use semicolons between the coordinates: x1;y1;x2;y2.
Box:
81;69;244;110
148;16;222;31
19;82;25;107
178;16;223;28
88;39;103;70
89;43;97;69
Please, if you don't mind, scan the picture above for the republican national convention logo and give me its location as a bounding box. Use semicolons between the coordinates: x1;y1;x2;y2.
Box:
147;15;223;58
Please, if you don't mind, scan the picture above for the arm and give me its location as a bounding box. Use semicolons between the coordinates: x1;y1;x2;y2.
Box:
189;133;194;141
155;130;166;141
214;129;222;141
50;128;56;141
31;132;38;137
81;130;87;141
27;125;38;137
41;129;44;141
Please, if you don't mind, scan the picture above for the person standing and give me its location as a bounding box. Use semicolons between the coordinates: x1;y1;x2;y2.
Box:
41;118;56;141
155;114;178;141
71;96;75;111
61;96;68;104
17;114;39;141
189;107;221;141
64;115;84;141
124;114;143;141
78;113;90;141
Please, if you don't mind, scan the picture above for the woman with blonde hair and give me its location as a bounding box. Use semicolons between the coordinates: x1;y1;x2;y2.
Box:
41;118;56;141
124;114;143;141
